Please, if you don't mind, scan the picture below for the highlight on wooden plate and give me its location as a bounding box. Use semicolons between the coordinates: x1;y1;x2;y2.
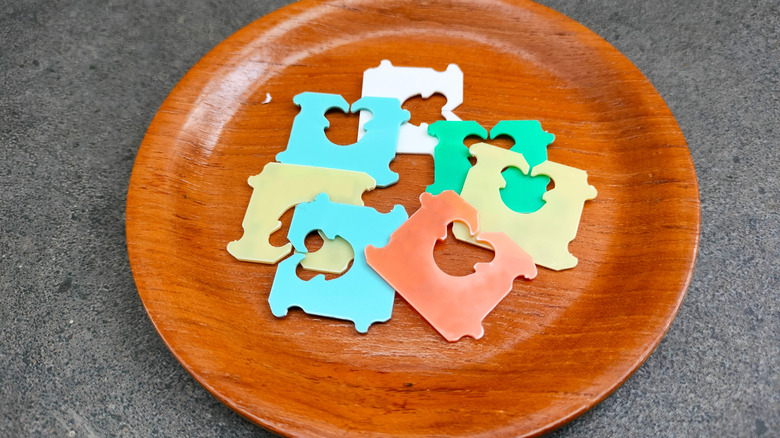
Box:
126;0;700;437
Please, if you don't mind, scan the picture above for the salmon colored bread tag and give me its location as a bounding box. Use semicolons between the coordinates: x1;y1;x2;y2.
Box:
365;191;537;342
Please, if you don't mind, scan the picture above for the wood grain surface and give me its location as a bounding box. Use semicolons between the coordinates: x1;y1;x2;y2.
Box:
125;0;700;436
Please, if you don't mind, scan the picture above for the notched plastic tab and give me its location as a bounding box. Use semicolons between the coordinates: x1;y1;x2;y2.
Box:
276;92;409;187
426;120;555;213
454;143;597;271
226;162;375;273
426;121;487;195
359;60;464;155
490;120;553;168
269;193;409;333
491;120;555;213
365;191;537;342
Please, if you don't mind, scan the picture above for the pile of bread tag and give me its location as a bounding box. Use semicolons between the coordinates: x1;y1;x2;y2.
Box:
227;60;597;342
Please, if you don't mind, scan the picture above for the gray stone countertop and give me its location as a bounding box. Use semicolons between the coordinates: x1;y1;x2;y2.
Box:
1;0;777;436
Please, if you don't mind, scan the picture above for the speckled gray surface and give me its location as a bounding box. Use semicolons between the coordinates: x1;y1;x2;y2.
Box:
1;0;778;436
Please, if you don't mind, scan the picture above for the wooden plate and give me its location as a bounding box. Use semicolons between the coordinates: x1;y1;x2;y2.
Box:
126;0;700;436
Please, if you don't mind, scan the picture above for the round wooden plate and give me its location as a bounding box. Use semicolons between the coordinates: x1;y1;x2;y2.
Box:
126;0;700;436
